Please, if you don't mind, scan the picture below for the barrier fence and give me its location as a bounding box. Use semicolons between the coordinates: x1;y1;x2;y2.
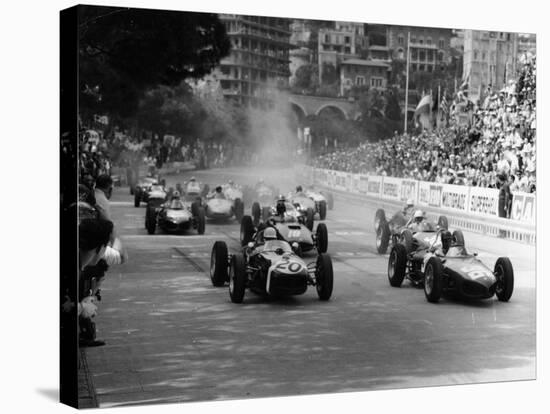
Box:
298;166;536;244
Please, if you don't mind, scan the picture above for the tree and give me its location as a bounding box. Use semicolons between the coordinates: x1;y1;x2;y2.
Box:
385;88;402;122
321;63;338;85
78;5;230;122
292;64;319;92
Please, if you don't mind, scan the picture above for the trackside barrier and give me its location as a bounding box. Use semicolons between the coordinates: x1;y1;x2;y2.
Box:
296;166;536;245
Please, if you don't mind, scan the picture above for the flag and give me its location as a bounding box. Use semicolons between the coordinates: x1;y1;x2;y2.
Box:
414;94;433;116
440;95;448;114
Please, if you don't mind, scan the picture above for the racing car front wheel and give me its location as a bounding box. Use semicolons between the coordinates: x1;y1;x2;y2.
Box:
210;241;228;286
316;223;328;254
229;255;246;303
400;229;414;253
134;191;141;208
305;208;314;231
388;244;407;287
251;202;261;225
376;221;391;254
424;257;443;303
197;208;206;235
494;257;514;302
146;209;156;235
240;215;255;246
319;200;327;220
234;199;244;223
438;215;449;230
374;209;386;232
452;229;465;247
316;253;333;301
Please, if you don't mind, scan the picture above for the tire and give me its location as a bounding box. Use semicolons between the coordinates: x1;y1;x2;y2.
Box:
316;223;328;253
438;215;449;230
234;198;244;223
240;215;255;246
251;202;261;225
316;253;334;301
134;191;141;207
305;207;314;231
376;221;391;254
388;244;407;287
229;254;246;303
374;209;386;232
261;206;271;223
210;241;228;286
319;200;327;220
146;210;156;235
197;207;206;235
191;201;200;218
494;257;514;302
400;229;414;253
452;229;465;246
424;256;443;303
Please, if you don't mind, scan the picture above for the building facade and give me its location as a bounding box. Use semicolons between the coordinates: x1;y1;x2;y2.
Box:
340;59;391;96
217;14;292;108
385;25;453;73
463;30;518;101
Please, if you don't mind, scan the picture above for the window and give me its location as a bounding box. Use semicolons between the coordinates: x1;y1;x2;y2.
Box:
370;77;383;87
419;37;424;44
397;48;404;59
427;37;432;45
439;38;445;49
412;64;417;71
498;43;502;51
419;50;426;61
398;34;404;45
427;50;433;61
507;33;510;41
411;49;418;60
356;76;365;86
474;50;478;60
411;36;416;43
482;51;486;60
325;34;330;43
345;36;351;44
428;65;433;72
438;51;444;61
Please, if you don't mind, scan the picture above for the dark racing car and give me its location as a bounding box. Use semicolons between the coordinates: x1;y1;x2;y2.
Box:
209;227;333;303
387;228;514;303
145;192;205;235
374;207;449;254
133;177;167;207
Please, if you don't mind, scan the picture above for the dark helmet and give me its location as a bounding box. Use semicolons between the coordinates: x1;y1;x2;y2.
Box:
215;186;222;193
441;230;453;253
296;185;303;192
276;198;286;216
172;190;180;199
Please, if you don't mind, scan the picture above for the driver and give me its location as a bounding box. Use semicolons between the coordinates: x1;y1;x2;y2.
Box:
274;196;287;220
408;210;426;232
264;226;277;241
212;186;225;199
295;185;305;196
169;191;184;209
403;198;415;217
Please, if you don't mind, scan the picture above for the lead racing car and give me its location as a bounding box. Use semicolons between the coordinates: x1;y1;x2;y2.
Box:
204;185;244;222
209;227;334;303
387;228;514;303
145;191;206;235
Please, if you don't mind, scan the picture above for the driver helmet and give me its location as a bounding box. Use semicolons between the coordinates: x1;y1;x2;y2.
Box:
296;185;303;192
264;227;277;240
406;198;414;207
228;180;234;186
440;230;453;254
215;186;223;193
172;190;180;199
413;209;425;224
276;197;287;216
190;176;196;182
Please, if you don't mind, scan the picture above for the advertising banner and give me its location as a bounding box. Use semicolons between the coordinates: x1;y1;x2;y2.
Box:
399;179;418;204
440;183;469;213
357;174;369;195
381;176;401;201
469;186;499;217
418;181;443;208
366;175;383;197
510;192;536;223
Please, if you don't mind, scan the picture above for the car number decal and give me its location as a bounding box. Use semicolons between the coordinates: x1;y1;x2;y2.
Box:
460;265;492;279
287;230;301;238
275;261;303;273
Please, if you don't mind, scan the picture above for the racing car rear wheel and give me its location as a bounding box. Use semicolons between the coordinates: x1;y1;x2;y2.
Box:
494;257;514;302
316;253;334;301
134;191;141;208
452;229;465;246
388;244;407;287
400;229;414;253
197;208;206;235
191;201;200;218
319;200;327;220
210;241;229;286
229;254;246;303
240;215;255;246
146;211;156;235
305;208;314;231
374;209;386;232
251;202;261;225
424;257;443;303
234;198;244;223
316;223;328;253
438;215;449;230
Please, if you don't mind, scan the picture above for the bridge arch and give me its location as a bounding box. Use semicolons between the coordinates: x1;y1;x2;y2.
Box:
290;102;307;124
315;104;348;120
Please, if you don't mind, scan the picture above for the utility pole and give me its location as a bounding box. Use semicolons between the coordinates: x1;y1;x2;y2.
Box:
404;31;411;134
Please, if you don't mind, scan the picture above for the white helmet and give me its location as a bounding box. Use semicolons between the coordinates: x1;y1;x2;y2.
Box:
406;198;414;206
413;210;425;222
264;227;277;240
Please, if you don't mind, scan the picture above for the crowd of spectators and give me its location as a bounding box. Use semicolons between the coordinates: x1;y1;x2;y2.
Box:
310;56;536;194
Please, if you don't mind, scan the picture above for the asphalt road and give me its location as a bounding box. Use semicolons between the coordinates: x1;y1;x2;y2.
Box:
81;166;536;408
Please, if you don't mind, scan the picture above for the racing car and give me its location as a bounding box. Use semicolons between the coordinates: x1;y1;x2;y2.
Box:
249;181;280;225
387;228;514;303
203;185;244;222
304;185;334;215
133;176;167;207
239;202;328;256
374;208;449;254
145;192;206;235
209;227;333;303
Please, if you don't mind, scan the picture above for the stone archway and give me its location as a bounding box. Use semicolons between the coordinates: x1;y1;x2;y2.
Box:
315;104;348;120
